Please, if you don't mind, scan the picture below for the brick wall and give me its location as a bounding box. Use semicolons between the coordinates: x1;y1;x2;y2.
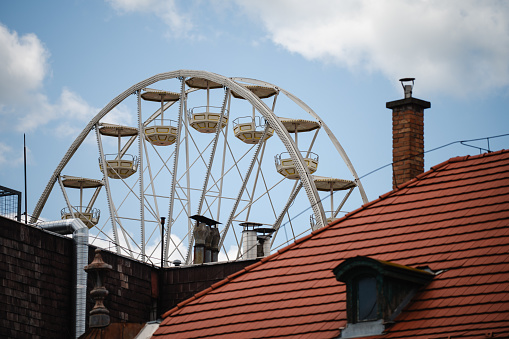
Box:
86;247;157;325
387;97;430;189
160;259;258;313
1;216;256;336
0;215;75;338
87;250;257;322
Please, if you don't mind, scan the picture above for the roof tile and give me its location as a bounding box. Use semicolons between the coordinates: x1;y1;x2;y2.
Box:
154;150;509;338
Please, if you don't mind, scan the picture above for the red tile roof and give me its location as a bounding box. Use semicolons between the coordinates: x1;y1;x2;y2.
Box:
154;150;509;338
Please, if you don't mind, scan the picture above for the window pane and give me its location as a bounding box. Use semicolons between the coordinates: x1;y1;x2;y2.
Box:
358;276;377;321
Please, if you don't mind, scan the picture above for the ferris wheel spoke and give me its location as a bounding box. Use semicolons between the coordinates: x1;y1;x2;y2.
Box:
271;181;302;247
218;125;270;250
95;125;123;254
215;94;232;222
137;90;147;261
166;226;189;263
185;89;231;264
108;214;135;258
232;174;286;224
165;205;193;262
245;141;268;221
142;137;161;220
165;77;186;266
113;170;160;221
224;133;256;184
196;89;231;215
200;142;255;206
226;219;241;260
157;218;188;265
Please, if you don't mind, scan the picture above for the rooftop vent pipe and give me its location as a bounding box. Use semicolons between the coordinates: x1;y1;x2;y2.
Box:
240;222;259;260
38;219;88;338
239;222;275;260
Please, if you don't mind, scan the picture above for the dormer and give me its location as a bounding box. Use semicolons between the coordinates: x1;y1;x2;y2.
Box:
333;256;434;338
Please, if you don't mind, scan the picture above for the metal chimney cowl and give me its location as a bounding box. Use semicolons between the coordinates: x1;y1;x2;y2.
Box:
193;223;210;264
210;227;220;262
242;229;258;260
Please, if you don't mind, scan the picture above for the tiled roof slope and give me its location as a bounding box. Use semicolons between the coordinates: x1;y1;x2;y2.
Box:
154;150;509;339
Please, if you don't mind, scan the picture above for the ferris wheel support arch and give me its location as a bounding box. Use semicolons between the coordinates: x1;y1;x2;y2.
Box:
31;70;327;230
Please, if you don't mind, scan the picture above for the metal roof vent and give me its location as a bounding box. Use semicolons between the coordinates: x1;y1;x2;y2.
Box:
399;77;415;98
239;222;275;260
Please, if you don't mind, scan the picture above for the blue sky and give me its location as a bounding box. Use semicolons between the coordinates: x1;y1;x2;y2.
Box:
1;1;508;262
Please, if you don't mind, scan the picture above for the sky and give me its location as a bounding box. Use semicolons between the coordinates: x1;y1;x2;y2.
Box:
1;0;508;262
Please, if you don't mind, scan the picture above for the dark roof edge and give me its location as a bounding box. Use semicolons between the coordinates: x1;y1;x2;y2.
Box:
333;256;434;285
386;97;431;109
160;149;509;320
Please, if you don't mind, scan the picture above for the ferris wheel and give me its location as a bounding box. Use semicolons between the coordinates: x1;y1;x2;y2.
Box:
31;70;368;266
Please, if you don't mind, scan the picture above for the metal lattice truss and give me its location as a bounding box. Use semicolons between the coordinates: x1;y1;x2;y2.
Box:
31;70;368;266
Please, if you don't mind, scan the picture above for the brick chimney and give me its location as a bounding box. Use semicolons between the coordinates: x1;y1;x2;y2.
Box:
386;78;430;189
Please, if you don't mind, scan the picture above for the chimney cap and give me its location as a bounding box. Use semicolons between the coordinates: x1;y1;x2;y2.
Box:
190;214;221;226
399;77;415;83
239;222;275;234
239;221;264;229
255;227;276;235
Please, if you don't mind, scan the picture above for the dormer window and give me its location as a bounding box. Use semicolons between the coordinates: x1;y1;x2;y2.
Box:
356;275;377;322
333;256;434;338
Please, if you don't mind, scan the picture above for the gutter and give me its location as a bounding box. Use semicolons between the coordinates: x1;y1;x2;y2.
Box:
38;219;88;339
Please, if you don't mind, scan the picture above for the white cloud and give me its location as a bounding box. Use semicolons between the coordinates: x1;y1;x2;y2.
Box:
106;0;195;38
102;104;135;127
15;88;98;134
0;23;50;104
0;24;135;137
236;0;509;96
145;233;188;265
0;24;101;135
0;142;14;168
218;244;240;262
0;141;31;170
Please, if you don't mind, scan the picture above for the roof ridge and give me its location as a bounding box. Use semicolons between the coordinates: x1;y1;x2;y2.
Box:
391;150;509;192
162;295;198;318
434;149;509;167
